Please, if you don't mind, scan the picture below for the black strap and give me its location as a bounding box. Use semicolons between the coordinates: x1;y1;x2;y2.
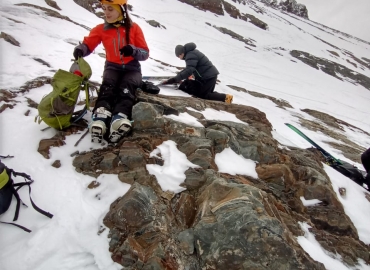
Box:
0;155;14;159
0;221;32;233
9;169;53;221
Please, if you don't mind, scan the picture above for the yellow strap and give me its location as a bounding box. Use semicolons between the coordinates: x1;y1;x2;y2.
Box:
0;169;9;189
84;82;90;111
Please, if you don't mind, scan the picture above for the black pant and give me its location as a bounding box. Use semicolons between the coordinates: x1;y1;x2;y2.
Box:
196;77;226;102
361;148;370;173
94;69;142;119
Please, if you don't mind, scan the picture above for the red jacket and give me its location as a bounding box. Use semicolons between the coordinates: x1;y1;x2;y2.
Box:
82;22;149;67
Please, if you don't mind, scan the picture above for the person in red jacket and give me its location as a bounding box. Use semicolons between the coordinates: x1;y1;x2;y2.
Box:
73;0;149;143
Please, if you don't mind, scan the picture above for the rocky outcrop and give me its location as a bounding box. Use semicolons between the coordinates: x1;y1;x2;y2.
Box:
68;91;370;269
210;24;257;47
178;0;309;19
15;3;90;30
279;0;308;19
291;50;370;91
0;32;20;47
178;0;224;15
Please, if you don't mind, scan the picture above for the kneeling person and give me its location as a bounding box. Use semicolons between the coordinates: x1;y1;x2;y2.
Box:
163;43;233;104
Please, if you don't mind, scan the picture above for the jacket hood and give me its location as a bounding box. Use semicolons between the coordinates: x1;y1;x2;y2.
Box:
184;42;196;54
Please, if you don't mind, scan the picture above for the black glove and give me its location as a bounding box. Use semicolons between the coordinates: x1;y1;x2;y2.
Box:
120;45;133;56
163;77;177;85
73;48;83;60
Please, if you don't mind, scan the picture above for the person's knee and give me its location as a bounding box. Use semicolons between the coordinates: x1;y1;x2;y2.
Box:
118;86;136;101
99;82;115;96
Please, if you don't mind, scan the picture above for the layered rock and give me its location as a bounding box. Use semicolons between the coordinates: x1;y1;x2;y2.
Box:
69;91;370;269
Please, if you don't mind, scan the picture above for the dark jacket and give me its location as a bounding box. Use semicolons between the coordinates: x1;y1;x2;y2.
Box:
175;43;219;82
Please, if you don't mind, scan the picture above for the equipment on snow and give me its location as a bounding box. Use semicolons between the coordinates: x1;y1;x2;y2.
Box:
139;81;161;94
285;123;369;190
0;158;53;232
35;58;93;130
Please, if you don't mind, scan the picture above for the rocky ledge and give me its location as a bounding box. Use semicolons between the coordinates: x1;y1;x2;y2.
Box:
66;91;369;269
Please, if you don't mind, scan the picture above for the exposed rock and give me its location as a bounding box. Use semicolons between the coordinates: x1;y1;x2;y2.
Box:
38;124;87;159
146;20;166;29
25;97;38;109
328;50;340;57
38;133;66;159
72;0;99;14
279;0;308;19
178;0;224;15
0;32;20;47
227;85;293;109
19;76;52;93
66;91;370;269
212;25;256;47
45;0;61;10
241;13;269;30
33;58;51;67
16;3;91;31
297;113;368;163
224;1;241;18
193;178;324;269
343;50;370;70
51;160;61;168
291;50;370;91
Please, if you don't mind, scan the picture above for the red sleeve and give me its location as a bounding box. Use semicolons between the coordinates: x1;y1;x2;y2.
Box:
131;23;149;53
82;24;104;53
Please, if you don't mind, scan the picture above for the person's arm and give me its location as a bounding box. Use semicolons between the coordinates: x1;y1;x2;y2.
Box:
122;24;149;61
175;51;198;81
74;25;103;58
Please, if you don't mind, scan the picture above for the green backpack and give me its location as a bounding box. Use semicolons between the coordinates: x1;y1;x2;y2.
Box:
36;58;92;130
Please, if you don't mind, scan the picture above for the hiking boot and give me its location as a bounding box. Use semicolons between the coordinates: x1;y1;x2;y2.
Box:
109;113;132;143
225;94;233;104
90;107;112;143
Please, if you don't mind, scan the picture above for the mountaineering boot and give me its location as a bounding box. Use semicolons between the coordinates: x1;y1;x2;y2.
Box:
225;94;233;104
109;113;132;143
90;107;112;143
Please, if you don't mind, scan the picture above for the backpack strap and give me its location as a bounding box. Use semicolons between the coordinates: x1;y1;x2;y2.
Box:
9;170;53;221
0;159;53;233
0;221;32;232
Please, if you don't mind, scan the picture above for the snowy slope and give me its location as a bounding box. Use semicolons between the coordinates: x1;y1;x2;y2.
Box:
0;0;370;269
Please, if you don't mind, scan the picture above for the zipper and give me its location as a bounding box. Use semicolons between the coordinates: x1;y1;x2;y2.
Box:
117;28;124;63
112;39;117;56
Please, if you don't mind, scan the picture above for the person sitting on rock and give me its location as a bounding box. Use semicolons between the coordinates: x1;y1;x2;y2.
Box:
162;42;233;104
73;0;149;143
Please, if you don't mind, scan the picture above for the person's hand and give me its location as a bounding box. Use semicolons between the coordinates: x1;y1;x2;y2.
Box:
73;48;83;60
162;77;177;85
120;45;133;56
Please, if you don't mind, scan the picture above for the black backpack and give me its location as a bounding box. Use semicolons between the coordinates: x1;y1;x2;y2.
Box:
0;158;53;232
140;81;161;94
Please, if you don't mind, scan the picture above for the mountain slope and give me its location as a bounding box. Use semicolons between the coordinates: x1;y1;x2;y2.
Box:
0;0;370;269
